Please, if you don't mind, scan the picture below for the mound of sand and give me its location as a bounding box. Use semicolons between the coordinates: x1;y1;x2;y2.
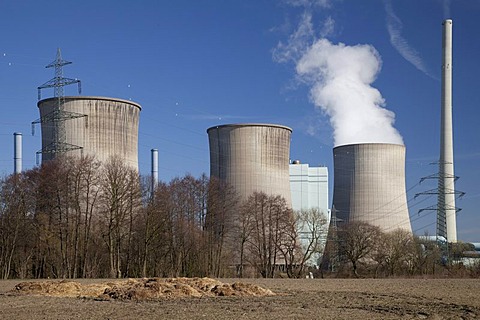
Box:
12;278;275;301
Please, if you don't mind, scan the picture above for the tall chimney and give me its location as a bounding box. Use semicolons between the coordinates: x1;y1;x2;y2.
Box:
151;148;158;192
14;132;22;174
439;19;457;243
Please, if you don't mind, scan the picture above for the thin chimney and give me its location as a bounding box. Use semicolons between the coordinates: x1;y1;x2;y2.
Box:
151;148;158;193
439;19;457;243
14;132;22;174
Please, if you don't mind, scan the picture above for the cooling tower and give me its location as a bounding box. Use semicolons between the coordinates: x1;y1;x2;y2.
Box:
207;123;292;206
38;96;141;169
332;143;411;233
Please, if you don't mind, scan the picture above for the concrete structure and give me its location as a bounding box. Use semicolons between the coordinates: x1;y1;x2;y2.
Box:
439;19;457;243
207;123;292;206
151;148;159;192
331;143;412;233
289;161;330;266
38;96;141;170
13;132;22;174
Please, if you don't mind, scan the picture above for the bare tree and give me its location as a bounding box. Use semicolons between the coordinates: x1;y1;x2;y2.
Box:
142;174;209;278
241;192;292;278
146;181;176;277
338;221;382;277
279;208;328;278
0;173;36;279
373;229;415;277
236;195;255;277
204;177;239;277
75;156;102;278
99;156;141;278
32;158;70;278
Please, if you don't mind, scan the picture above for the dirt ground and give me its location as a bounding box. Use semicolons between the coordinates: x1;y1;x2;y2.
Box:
1;277;479;319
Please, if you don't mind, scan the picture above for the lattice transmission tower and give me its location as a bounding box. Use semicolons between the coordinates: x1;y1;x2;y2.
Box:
32;48;87;160
415;163;464;241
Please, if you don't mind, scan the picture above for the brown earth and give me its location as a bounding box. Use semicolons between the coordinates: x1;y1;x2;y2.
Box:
11;277;274;300
1;278;479;319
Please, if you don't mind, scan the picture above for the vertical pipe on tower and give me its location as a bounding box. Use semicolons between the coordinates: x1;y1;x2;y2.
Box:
439;19;457;243
151;148;158;193
14;132;22;174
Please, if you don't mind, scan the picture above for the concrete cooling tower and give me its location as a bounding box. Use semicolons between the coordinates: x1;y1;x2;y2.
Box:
38;96;141;170
332;143;412;233
207;123;292;206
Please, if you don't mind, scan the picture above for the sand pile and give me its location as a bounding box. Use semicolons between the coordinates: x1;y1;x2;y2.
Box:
12;278;275;300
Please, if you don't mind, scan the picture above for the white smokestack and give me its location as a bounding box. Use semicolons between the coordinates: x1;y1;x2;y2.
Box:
151;148;158;192
14;132;22;174
439;19;457;243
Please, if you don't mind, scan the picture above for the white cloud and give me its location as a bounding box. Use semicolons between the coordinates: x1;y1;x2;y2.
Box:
284;0;332;8
319;16;335;38
272;12;315;63
384;0;436;79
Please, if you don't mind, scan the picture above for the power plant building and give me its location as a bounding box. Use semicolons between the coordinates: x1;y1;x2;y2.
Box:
289;161;330;266
289;161;330;223
331;143;412;233
207;123;292;206
37;96;141;170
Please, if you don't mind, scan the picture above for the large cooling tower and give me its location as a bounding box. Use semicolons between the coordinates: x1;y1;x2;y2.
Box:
332;143;411;233
38;96;141;169
207;123;292;206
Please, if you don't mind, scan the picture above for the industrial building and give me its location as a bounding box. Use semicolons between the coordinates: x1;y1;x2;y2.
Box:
37;96;141;170
289;161;330;266
207;123;292;206
331;143;412;233
289;161;329;219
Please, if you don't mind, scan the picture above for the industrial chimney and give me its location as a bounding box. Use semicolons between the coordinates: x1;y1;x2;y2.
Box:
13;132;22;174
331;143;412;233
439;19;457;243
151;148;158;192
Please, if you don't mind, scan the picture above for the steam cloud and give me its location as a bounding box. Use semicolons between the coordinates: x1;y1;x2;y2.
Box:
274;4;404;146
296;39;404;146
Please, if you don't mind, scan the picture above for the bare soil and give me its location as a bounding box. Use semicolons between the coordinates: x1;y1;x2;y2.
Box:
1;277;479;319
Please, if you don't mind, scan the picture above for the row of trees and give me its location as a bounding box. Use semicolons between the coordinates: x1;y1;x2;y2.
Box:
1;155;476;279
324;221;478;278
0;156;326;279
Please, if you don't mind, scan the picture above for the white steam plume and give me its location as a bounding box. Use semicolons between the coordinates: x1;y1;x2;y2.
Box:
274;5;403;146
296;39;404;146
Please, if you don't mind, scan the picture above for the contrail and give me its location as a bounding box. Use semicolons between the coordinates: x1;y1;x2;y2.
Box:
384;0;437;79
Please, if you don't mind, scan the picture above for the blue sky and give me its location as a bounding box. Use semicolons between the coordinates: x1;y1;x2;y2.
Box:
0;0;479;241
